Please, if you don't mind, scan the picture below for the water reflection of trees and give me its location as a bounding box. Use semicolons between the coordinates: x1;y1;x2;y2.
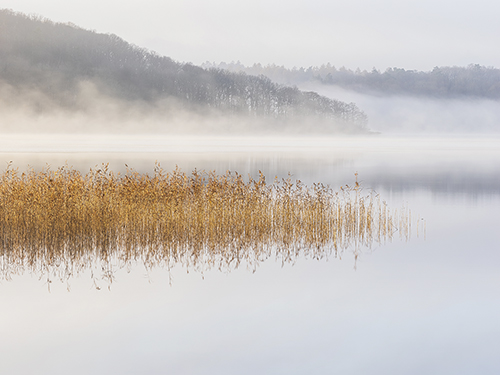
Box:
0;165;414;288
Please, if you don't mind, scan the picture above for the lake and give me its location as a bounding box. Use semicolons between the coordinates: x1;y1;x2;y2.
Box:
0;134;499;375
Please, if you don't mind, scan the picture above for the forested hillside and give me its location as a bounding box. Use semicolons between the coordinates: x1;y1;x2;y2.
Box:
0;9;368;133
204;61;500;98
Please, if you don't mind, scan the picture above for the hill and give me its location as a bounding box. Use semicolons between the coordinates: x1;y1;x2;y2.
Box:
203;61;500;99
0;9;368;133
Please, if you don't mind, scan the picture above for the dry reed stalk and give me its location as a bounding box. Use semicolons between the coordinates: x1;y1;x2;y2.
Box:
0;163;415;286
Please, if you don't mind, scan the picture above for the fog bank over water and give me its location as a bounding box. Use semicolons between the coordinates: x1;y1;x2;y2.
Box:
1;134;499;153
0;83;274;134
300;84;500;134
2;135;498;198
0;10;369;135
0;82;366;135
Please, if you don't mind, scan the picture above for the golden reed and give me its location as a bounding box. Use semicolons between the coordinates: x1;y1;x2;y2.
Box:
0;163;416;286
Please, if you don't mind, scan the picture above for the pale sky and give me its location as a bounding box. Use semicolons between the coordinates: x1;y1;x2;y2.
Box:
2;0;500;71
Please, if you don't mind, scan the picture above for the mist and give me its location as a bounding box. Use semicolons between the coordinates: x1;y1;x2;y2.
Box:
3;73;499;137
2;8;499;136
0;80;244;134
0;9;370;136
0;81;370;136
299;83;500;134
3;79;499;138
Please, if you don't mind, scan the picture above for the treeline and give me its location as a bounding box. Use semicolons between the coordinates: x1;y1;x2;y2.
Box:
0;9;368;132
204;61;500;99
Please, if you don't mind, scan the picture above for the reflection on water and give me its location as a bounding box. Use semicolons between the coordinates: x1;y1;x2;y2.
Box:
1;135;499;375
0;163;414;288
2;135;499;197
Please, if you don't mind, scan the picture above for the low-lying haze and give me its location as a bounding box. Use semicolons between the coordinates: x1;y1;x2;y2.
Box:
0;10;369;135
1;7;499;135
300;84;500;134
0;81;364;134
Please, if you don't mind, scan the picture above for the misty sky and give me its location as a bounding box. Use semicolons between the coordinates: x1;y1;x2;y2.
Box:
2;0;500;71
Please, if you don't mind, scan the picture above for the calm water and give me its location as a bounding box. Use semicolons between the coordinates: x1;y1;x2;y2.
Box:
1;135;499;375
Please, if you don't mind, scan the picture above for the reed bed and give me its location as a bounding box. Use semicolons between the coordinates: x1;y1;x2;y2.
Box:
0;163;414;286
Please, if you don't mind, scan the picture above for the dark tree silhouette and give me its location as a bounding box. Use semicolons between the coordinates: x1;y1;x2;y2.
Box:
204;61;500;99
0;9;368;132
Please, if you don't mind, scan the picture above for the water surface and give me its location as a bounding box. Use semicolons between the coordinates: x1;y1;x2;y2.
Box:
0;135;499;375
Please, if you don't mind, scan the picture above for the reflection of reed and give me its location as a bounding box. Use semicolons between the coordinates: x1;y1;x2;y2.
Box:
0;164;412;287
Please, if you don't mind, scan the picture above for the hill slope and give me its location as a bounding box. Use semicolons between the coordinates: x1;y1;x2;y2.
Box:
204;61;500;99
0;9;368;133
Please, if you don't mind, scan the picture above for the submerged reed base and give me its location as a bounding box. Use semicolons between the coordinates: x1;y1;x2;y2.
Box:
0;163;419;288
